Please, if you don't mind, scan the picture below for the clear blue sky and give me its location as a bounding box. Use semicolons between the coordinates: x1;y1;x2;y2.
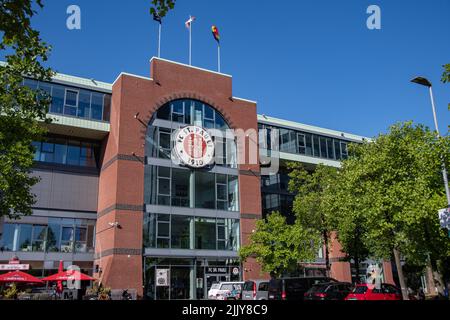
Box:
8;0;450;138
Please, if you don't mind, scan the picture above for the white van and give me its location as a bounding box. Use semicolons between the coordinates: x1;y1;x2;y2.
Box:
207;282;244;300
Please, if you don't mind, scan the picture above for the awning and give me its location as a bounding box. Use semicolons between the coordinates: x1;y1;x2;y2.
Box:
0;270;44;284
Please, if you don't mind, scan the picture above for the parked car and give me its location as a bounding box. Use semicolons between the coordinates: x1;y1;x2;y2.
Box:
345;283;402;301
242;280;269;300
208;282;244;300
304;282;353;300
268;277;337;300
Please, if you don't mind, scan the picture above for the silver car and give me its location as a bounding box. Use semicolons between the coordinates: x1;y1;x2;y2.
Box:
242;280;269;300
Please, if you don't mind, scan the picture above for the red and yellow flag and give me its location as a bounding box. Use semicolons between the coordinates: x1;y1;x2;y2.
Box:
211;25;220;43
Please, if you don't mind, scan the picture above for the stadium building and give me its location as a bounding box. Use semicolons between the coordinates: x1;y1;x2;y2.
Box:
0;58;395;299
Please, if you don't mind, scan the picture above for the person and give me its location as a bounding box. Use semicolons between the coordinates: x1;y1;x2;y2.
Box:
122;289;132;300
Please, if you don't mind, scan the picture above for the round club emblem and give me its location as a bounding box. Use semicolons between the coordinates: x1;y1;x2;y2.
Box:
174;126;215;168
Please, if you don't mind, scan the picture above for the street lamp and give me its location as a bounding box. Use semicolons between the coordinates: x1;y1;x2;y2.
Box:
411;76;450;208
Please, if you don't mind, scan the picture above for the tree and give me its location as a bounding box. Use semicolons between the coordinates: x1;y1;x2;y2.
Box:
335;122;450;299
0;0;53;218
441;64;450;84
328;171;370;283
288;163;338;276
149;0;176;18
239;212;319;277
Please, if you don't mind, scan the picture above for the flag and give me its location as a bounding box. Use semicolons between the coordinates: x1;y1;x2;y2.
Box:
185;15;196;29
211;25;220;43
153;12;162;24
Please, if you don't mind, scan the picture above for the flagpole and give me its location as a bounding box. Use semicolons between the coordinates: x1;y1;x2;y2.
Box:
189;22;192;65
218;44;221;73
158;23;161;58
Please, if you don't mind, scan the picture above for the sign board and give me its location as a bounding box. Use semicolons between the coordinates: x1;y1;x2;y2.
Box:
156;269;169;287
173;126;215;168
206;267;228;274
232;267;240;276
0;264;30;271
438;208;450;230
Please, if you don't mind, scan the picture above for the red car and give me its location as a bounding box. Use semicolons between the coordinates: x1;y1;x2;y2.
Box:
345;283;402;301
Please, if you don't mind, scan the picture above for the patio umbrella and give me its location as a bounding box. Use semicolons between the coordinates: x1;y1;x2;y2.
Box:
56;260;63;294
0;270;43;284
42;270;95;282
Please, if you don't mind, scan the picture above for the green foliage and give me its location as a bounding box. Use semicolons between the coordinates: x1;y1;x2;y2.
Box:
337;122;450;266
288;163;339;271
149;0;176;18
3;283;18;299
239;212;319;277
0;0;53;218
441;64;450;84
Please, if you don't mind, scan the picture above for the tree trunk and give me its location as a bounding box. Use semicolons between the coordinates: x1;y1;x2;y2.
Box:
323;230;330;277
393;248;409;300
354;254;360;284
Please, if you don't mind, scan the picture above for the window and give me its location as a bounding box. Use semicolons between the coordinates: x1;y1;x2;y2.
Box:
18;224;33;252
77;90;91;118
203;105;215;129
90;92;103;120
40;142;54;162
298;133;306;155
326;138;334;160
195;171;215;209
319;137;328;158
259;282;269;291
0;224;17;251
33;138;99;168
171;215;192;249
75;227;88;253
171;169;190;207
217;219;227;250
50;85;65;114
216;174;228;210
341;142;348;159
158;167;171;206
171;100;185;123
64;90;78;116
158;128;171;159
103;94;111;121
228;175;239;211
313;136;320;157
67;141;81;166
32;225;47;252
60;226;74;253
157;214;170;248
334;140;341;160
46;221;61;252
195;218;216;250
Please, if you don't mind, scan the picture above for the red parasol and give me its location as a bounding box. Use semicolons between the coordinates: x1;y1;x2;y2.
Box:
0;270;43;284
56;260;64;293
42;269;95;282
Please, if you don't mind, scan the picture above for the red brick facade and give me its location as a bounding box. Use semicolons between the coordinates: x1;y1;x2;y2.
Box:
94;58;263;295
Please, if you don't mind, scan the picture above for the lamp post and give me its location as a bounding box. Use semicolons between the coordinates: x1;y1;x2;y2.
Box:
411;77;450;207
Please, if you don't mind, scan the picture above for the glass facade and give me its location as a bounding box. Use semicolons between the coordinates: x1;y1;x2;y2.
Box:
146;99;237;168
261;168;295;223
32;137;100;168
259;123;351;161
0;218;96;253
144;258;241;300
142;100;241;300
23;78;111;122
144;166;239;211
143;213;239;251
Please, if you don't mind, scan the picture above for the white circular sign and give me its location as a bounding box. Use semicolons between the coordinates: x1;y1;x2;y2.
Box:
232;267;240;276
174;126;215;168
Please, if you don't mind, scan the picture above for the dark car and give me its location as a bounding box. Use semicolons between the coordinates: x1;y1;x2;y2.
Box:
304;282;353;300
268;277;337;300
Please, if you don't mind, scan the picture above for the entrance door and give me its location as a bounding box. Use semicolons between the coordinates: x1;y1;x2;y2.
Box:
205;274;229;299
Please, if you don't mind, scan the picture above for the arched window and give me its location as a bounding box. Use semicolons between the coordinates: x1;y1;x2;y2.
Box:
144;99;239;212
